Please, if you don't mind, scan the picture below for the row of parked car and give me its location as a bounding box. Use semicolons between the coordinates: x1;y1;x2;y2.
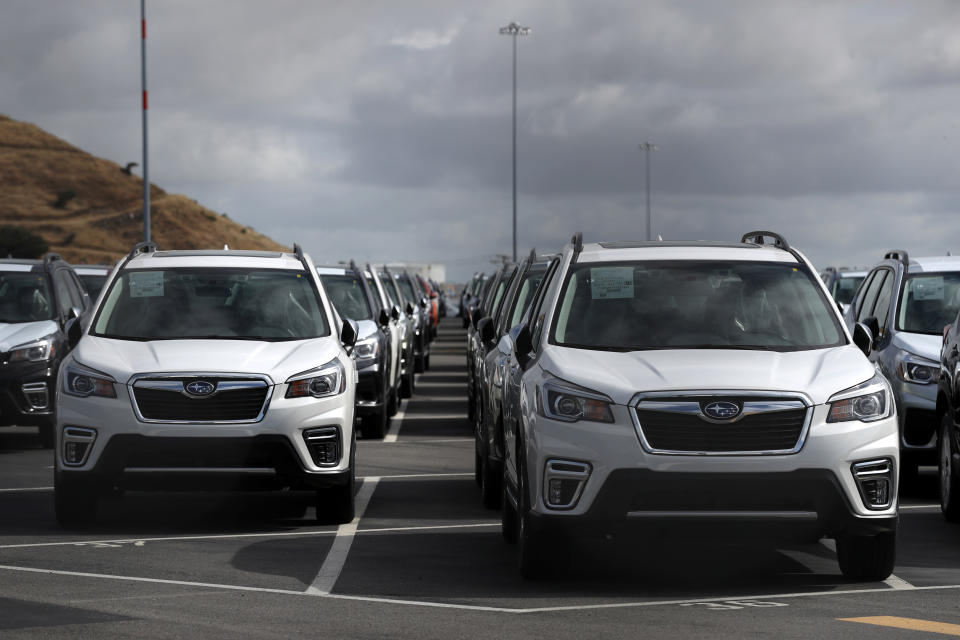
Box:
460;232;926;581
0;244;443;526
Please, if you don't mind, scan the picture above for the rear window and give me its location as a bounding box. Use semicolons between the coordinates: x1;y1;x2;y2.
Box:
550;260;844;352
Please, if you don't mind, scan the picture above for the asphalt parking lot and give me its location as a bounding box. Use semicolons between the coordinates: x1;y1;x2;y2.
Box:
2;318;960;638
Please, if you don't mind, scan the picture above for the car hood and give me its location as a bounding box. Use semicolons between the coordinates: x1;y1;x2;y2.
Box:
539;344;875;406
891;332;941;362
72;335;342;385
0;320;59;352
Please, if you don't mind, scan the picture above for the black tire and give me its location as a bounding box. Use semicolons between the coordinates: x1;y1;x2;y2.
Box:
316;442;355;525
38;420;55;449
387;387;399;417
940;414;960;523
400;371;414;399
414;352;425;374
54;474;98;526
361;406;387;440
836;530;897;581
424;354;431;371
481;455;502;510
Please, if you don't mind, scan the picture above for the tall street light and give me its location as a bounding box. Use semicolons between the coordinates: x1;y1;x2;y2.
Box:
638;141;658;241
140;0;150;242
499;21;531;262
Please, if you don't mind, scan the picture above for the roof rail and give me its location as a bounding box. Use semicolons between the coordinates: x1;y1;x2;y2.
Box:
126;241;158;261
883;249;909;266
43;253;63;265
528;248;537;263
570;232;583;264
292;243;310;271
740;231;790;251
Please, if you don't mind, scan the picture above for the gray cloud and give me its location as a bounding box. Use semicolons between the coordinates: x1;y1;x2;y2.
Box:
3;0;960;281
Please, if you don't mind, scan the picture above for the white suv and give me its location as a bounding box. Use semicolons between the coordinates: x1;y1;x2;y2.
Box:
501;232;899;581
54;243;358;525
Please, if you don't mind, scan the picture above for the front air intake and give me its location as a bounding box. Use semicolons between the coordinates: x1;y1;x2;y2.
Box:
303;426;341;467
852;458;894;510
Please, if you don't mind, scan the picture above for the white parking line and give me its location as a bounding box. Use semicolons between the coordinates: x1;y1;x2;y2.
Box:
306;476;380;595
383;403;406;443
899;504;940;510
373;472;473;480
0;487;52;492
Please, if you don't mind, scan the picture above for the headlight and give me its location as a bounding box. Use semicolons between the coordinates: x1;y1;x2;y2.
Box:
538;376;614;424
9;338;54;363
286;360;345;399
63;360;116;398
352;337;379;364
827;373;892;423
896;354;938;385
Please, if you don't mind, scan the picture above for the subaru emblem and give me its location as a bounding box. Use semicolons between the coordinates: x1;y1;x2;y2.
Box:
185;380;216;397
702;401;741;421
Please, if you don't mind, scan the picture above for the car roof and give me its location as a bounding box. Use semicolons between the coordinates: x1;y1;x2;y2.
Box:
907;256;960;274
573;241;798;264
74;265;111;275
315;266;353;276
0;262;43;273
127;250;305;270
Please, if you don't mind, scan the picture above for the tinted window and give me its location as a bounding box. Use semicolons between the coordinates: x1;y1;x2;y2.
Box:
856;270;887;323
833;275;865;305
79;274;108;299
396;274;417;303
551;261;844;351
873;273;895;332
505;266;546;330
897;272;960;335
93;268;329;341
320;274;373;321
52;271;75;316
378;271;400;306
0;271;55;323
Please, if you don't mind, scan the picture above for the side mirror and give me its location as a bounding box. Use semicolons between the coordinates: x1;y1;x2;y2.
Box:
66;316;82;349
515;323;533;367
862;316;881;343
391;305;401;322
340;318;359;352
377;307;390;328
420;297;428;308
68;306;82;321
853;322;874;357
405;301;415;316
478;317;495;343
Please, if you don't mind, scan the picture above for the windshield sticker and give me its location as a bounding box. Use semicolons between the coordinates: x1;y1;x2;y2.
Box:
590;267;634;299
129;271;164;298
913;276;944;301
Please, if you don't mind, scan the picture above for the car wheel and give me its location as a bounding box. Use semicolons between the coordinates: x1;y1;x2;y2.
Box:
414;352;425;374
387;387;399;417
940;414;960;523
38;419;55;449
400;371;413;399
836;530;896;581
481;454;502;510
361;406;387;440
54;474;98;526
424;354;431;371
316;441;355;525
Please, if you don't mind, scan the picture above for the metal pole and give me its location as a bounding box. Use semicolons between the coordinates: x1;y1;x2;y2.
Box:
645;145;651;242
141;0;150;243
511;34;517;263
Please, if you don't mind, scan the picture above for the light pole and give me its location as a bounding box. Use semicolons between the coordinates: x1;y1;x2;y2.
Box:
499;21;531;262
638;141;658;241
140;0;150;242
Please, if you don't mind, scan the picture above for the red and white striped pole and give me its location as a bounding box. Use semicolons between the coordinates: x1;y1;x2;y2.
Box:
140;0;150;242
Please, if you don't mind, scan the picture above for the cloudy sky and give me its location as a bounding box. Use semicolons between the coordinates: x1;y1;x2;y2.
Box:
3;0;960;281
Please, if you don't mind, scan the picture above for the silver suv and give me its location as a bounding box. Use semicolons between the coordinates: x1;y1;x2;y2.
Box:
501;232;899;581
843;250;960;480
54;243;358;525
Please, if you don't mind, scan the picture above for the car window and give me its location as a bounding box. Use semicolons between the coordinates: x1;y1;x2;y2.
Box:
505;265;547;331
377;271;400;306
320;274;373;321
550;260;844;351
79;274;108;300
529;260;561;350
856;270;887;323
0;271;55;323
52;271;75;316
833;275;865;305
897;272;960;335
93;268;329;341
872;272;895;332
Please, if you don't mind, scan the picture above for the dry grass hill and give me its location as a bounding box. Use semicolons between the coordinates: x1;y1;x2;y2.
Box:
0;114;288;264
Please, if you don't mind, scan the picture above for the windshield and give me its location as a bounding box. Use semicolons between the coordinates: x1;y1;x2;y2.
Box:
320;274;373;321
0;271;55;323
897;272;960;335
79;274;108;300
377;271;400;306
93;268;329;341
396;274;418;303
551;260;844;351
832;275;865;305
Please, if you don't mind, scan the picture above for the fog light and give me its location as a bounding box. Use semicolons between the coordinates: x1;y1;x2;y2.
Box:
303;426;341;467
21;382;48;410
61;426;96;467
852;459;894;510
542;459;591;510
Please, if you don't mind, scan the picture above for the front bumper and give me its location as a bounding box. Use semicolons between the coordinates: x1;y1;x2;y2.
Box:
0;360;56;427
56;380;355;490
525;403;900;539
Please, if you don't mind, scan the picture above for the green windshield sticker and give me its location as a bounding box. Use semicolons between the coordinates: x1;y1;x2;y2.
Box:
913;276;944;301
591;267;634;299
129;271;164;298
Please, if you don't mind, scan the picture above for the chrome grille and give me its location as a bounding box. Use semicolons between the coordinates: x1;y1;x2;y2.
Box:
130;374;272;423
631;392;811;455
